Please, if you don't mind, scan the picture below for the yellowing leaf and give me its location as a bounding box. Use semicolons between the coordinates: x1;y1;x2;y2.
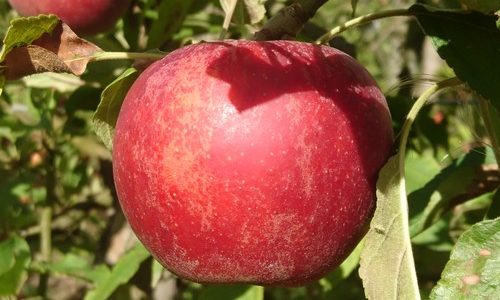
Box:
0;14;59;61
3;23;101;80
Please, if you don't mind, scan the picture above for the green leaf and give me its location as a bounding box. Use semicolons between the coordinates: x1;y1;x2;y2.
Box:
84;243;150;300
150;259;163;288
2;23;101;80
412;215;454;252
199;284;264;300
319;239;363;294
405;150;441;194
358;78;462;300
0;75;4;96
0;15;59;62
0;236;31;296
430;218;500;299
409;148;488;237
0;15;59;94
411;4;500;110
22;73;84;93
486;189;500;219
147;0;194;49
0;239;16;276
46;254;110;284
92;68;139;150
359;155;420;300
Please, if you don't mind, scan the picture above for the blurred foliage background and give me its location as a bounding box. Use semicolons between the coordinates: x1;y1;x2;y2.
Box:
0;0;498;299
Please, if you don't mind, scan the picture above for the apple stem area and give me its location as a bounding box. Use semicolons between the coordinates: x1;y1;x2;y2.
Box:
89;51;166;62
63;51;167;64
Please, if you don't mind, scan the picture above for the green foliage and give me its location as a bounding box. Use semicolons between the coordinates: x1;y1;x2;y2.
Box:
92;68;139;150
359;156;420;300
430;218;500;299
411;4;500;110
146;0;195;49
0;0;499;299
0;14;58;61
0;236;30;296
84;244;150;300
199;284;264;300
409;147;492;237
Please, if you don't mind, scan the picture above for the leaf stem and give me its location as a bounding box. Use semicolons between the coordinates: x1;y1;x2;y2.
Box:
396;77;462;299
399;78;463;167
38;137;57;296
38;206;52;294
478;98;500;166
315;8;413;44
90;51;166;62
64;51;166;64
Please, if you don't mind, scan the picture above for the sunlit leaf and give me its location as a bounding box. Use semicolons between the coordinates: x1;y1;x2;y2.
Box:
359;156;420;300
411;4;500;110
0;237;31;296
150;259;164;288
92;68;139;150
147;0;195;49
46;254;110;284
405;150;441;194
200;284;264;300
84;243;150;300
409;148;488;237
430;218;500;299
319;240;363;294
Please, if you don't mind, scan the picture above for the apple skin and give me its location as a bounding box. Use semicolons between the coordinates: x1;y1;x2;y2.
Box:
8;0;130;35
112;40;394;286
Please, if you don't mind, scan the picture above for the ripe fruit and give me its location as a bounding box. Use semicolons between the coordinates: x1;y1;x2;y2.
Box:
113;40;394;286
8;0;130;35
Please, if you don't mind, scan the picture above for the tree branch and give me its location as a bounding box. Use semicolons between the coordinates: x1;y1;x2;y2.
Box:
254;0;328;40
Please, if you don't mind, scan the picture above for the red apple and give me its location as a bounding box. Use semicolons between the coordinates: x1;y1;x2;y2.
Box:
8;0;130;35
112;40;394;286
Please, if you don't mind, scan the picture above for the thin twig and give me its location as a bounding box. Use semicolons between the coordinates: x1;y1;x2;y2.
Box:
315;8;413;44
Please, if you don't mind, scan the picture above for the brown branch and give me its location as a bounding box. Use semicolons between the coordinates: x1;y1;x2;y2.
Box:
254;0;328;40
